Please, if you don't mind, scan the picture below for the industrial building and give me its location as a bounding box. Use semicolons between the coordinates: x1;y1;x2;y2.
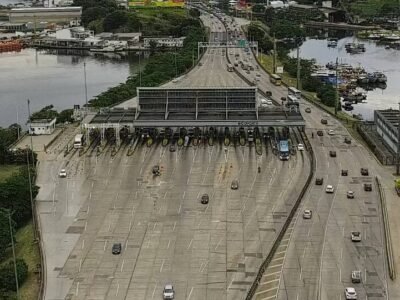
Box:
28;118;57;135
375;109;400;153
143;36;185;48
9;7;82;24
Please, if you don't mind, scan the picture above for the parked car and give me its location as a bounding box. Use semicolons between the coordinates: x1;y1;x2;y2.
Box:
351;270;362;283
351;231;361;242
344;137;352;144
201;194;209;204
112;243;122;255
59;169;67;178
305;107;311;113
325;185;334;193
345;287;357;299
321;119;328;125
330;151;337;157
361;168;369;176
303;209;312;219
317;130;324;136
364;183;372;191
297;143;304;151
328;130;335;135
163;284;175;299
231;179;239;190
347;191;355;199
315;177;323;185
169;144;176;152
341;169;348;176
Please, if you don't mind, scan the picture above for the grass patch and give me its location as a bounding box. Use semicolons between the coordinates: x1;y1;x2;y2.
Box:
0;165;20;183
2;222;40;300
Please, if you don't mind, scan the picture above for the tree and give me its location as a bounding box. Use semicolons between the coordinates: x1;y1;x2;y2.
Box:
0;259;28;293
103;10;128;32
57;109;74;124
0;209;15;260
270;20;305;40
149;40;158;54
30;105;58;121
317;84;336;107
81;6;108;26
189;8;200;18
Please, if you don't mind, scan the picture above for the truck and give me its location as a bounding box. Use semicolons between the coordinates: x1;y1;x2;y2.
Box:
278;140;289;160
74;134;84;149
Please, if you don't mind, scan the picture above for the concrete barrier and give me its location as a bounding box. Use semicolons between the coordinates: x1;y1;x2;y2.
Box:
376;176;396;280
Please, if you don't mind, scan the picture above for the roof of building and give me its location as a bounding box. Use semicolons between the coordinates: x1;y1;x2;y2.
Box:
29;118;56;124
10;6;82;12
114;32;141;38
376;109;400;127
96;32;114;38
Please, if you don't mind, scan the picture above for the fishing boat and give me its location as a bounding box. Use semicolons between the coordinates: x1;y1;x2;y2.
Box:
327;38;338;47
383;34;400;41
373;72;387;83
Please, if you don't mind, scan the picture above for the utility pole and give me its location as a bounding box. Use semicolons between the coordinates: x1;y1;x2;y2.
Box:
139;51;142;86
27;99;35;168
8;211;19;299
273;34;277;74
334;57;339;116
396;102;400;175
26;148;37;241
296;44;301;90
83;62;88;112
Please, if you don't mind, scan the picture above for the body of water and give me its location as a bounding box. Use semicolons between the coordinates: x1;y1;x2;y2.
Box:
0;49;146;127
291;36;400;120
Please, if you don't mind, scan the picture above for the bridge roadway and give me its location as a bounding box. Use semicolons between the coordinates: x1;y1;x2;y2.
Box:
36;9;310;300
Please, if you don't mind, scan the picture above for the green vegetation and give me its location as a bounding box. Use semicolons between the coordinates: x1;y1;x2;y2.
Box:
31;105;73;124
89;10;205;107
0;166;39;298
344;0;400;18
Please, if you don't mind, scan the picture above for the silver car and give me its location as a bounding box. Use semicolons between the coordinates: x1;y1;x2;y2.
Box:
351;231;361;242
303;209;312;219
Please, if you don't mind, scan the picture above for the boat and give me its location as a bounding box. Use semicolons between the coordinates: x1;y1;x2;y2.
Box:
345;43;365;53
327;38;338;47
90;45;117;52
368;33;382;40
374;72;387;83
383;34;400;41
357;76;369;84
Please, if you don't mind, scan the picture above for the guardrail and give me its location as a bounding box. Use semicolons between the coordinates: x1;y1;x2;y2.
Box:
245;131;316;299
375;176;396;280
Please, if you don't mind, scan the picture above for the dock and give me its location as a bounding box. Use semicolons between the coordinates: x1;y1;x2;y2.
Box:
305;21;379;31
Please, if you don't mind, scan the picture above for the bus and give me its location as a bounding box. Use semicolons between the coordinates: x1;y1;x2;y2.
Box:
279;140;289;161
288;86;302;100
270;74;282;86
74;134;85;149
286;95;300;107
227;63;234;72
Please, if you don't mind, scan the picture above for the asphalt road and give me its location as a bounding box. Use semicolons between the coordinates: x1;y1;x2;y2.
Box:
37;11;311;300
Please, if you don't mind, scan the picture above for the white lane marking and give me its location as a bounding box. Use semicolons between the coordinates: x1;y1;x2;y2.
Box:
84;221;87;232
75;282;79;296
151;284;157;299
187;238;193;250
115;282;119;296
260;278;280;286
187;287;194;300
121;259;125;272
167;239;171;249
160;259;165;272
79;259;82;272
254;287;278;295
173;221;176;232
214;238;222;251
81;239;85;249
125;240;129;251
103;240;107;252
339;267;342;282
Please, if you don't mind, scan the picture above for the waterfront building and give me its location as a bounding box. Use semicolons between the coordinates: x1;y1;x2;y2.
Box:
9;7;82;25
35;26;101;48
28;118;57;135
143;36;185;48
375;109;400;153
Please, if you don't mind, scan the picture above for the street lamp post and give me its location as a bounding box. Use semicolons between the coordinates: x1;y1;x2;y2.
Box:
83;62;88;114
8;210;19;299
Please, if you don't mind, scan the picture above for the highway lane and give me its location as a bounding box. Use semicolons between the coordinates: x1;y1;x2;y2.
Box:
54;138;308;300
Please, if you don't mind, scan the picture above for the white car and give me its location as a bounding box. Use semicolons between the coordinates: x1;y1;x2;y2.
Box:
297;143;304;151
325;185;334;193
59;169;67;178
303;209;312;219
163;284;175;299
345;287;357;299
328;130;335;135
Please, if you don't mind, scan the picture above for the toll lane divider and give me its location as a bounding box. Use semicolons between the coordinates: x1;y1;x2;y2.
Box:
245;133;316;299
376;176;396;280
